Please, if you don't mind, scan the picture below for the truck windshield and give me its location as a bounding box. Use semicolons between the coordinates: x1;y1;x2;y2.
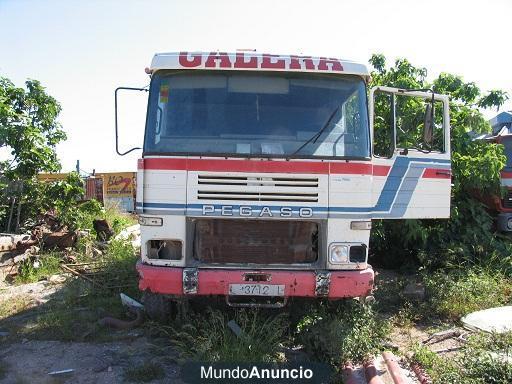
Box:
144;71;370;159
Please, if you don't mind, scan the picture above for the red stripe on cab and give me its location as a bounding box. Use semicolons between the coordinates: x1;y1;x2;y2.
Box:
501;171;512;179
423;168;451;179
140;158;379;175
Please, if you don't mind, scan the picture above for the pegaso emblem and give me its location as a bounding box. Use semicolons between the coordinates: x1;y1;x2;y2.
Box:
202;205;313;218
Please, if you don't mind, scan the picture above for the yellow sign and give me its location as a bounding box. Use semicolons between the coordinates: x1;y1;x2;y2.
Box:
101;172;135;198
37;173;69;182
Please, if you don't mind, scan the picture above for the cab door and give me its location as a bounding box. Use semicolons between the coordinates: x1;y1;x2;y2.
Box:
369;86;451;219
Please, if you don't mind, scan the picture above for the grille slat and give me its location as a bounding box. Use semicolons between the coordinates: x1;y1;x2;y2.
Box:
197;174;320;203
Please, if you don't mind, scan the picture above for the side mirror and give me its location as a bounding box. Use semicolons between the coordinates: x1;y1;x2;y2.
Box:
423;102;434;145
114;86;148;156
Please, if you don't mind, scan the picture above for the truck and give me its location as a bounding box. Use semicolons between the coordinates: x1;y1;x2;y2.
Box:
114;51;452;317
475;111;512;231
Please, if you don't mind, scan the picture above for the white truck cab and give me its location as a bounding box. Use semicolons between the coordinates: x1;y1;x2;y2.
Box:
115;51;451;314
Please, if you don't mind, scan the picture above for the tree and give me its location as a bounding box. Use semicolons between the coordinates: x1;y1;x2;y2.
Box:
0;77;66;179
0;77;67;230
368;55;511;271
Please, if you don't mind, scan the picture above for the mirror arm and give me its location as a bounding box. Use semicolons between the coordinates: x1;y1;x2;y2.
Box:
115;86;149;156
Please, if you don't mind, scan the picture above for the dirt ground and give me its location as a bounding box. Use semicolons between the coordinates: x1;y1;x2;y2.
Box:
0;338;182;384
0;279;182;384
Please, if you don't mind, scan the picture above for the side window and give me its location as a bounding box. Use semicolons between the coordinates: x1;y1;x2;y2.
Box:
372;88;445;157
373;92;395;158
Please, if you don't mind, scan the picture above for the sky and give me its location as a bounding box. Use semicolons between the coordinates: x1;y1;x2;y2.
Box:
0;0;511;173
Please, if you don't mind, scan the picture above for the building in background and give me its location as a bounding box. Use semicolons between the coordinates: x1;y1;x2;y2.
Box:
490;111;512;135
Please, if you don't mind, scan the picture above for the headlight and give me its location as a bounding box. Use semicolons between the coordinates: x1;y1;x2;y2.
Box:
138;216;163;226
330;244;349;264
507;218;512;231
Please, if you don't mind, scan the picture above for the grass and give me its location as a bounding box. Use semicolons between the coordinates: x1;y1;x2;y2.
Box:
27;239;138;341
102;201;138;236
373;268;512;328
123;361;165;383
2;238;140;342
0;295;33;320
412;332;512;384
15;252;63;284
160;307;289;363
295;300;389;366
423;269;512;321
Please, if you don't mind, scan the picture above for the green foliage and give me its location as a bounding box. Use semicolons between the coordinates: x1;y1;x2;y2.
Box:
368;54;510;271
412;332;512;384
15;252;63;284
41;172;103;231
0;77;66;179
0;75;69;232
165;308;288;363
297;301;388;366
478;90;510;111
103;202;138;235
423;270;512;320
452;141;506;195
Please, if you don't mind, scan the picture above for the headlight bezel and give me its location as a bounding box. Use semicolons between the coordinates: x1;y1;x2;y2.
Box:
328;242;367;265
138;216;163;226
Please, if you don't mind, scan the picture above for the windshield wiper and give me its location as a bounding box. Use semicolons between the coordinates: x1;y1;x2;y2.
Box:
288;105;341;158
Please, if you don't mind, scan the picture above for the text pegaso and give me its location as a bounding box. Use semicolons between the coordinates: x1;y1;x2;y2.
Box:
202;205;314;218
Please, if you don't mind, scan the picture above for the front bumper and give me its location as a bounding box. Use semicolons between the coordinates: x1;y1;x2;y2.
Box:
136;261;374;299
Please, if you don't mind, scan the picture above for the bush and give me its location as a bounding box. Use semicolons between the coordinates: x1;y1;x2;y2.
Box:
297;301;388;366
424;269;512;320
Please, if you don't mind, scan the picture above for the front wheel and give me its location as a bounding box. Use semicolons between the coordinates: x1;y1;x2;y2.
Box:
142;291;174;322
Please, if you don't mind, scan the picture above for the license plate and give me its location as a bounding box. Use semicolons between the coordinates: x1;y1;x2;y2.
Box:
229;284;285;297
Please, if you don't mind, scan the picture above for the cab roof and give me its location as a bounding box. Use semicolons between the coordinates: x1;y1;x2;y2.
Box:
150;51;370;80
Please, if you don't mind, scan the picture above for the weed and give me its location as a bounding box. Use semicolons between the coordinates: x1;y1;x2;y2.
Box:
411;343;461;384
162;308;288;363
0;295;33;320
423;269;512;320
297;300;389;366
15;252;63;284
391;301;419;328
411;332;512;384
103;201;138;236
123;361;165;383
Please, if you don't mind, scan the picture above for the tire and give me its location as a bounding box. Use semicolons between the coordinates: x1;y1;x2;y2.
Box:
142;291;174;322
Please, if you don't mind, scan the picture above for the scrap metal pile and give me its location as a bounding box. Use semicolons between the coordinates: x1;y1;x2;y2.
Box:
0;214;79;279
0;214;141;282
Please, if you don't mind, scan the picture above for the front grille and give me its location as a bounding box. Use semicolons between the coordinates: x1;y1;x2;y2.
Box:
192;219;318;264
197;175;319;203
504;191;512;208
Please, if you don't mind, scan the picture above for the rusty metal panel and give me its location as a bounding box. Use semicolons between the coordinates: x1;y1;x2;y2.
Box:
85;178;97;200
193;219;318;264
